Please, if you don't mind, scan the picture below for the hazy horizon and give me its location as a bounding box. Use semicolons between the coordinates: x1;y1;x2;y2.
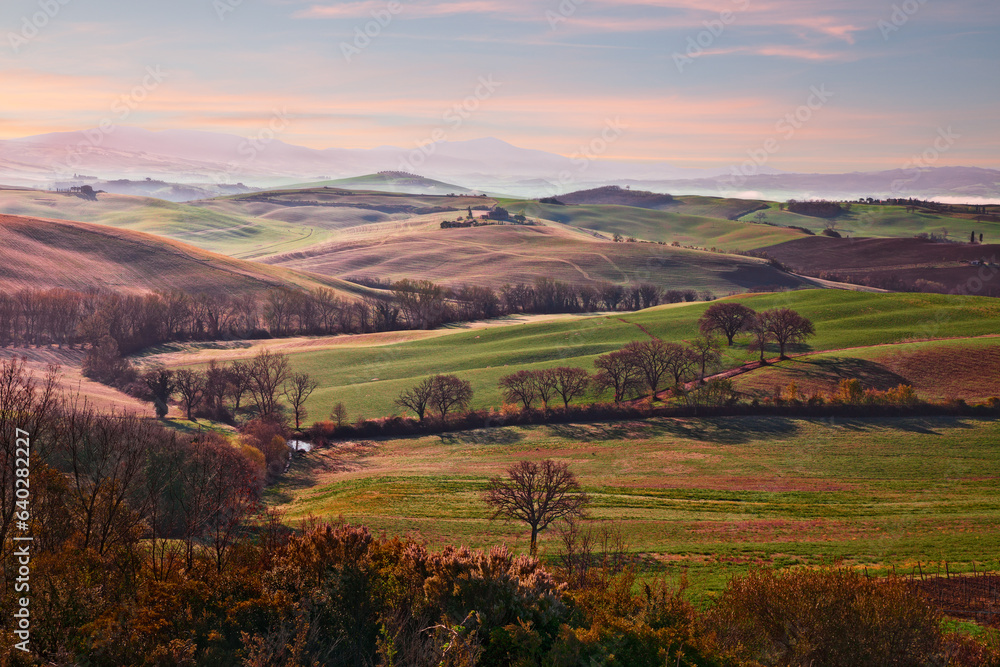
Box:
1;0;998;173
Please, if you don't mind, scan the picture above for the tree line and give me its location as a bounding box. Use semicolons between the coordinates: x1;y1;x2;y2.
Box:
2;278;715;357
390;304;816;423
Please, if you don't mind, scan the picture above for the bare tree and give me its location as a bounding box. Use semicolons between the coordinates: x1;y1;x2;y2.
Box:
227;359;253;414
499;371;538;410
484;459;589;555
688;335;723;381
663;343;699;387
530;369;558;410
593;349;641;403
552;367;591;408
747;314;773;362
283;372;319;431
429;374;473;422
621;340;677;399
173;369;205;421
763;308;815;359
330;402;348;428
142;367;175;418
395;378;434;422
698;302;757;346
246;349;291;417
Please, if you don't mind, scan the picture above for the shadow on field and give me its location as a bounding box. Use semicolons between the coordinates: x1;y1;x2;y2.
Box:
824;416;977;436
439;428;526;446
268;442;378;504
549;417;802;445
788;357;911;390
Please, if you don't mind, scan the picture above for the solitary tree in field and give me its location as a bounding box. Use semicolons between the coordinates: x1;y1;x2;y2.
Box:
283;372;318;431
484;459;589;555
395;377;434;422
552;367;591;408
762;308;815;359
428;374;473;422
698;302;757;346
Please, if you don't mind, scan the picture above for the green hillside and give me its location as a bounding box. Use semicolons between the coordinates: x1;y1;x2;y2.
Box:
160;290;1000;420
0;188;327;258
502;198;806;250
740;203;1000;242
273;416;1000;593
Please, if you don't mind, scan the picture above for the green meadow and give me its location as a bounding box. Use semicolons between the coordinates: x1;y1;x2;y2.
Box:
281;290;1000;420
272;415;1000;596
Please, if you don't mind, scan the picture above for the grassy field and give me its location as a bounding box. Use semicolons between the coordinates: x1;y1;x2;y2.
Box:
263;223;806;292
153;290;1000;421
731;337;1000;402
741;203;1000;243
502;197;804;251
271;415;1000;596
0;188;328;258
0;213;363;298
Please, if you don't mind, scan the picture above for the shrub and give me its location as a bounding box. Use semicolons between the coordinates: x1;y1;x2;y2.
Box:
708;568;944;667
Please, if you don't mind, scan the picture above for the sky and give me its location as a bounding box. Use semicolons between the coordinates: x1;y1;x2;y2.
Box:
1;0;997;172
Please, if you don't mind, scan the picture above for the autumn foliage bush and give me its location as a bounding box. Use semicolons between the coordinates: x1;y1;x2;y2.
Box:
705;568;996;667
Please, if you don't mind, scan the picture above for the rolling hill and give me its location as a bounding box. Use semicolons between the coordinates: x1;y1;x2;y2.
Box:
740;202;1000;240
261;223;807;292
0;187;328;258
504;196;802;250
189;187;496;234
0;213;362;298
149;289;1000;422
760;235;1000;295
285;172;481;195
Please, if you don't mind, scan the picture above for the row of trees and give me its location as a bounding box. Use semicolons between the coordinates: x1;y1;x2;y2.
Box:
389;306;817;422
3;279;716;356
132;350;318;428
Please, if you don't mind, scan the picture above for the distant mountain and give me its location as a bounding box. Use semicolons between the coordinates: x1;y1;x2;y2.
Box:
0;127;997;202
287;172;480;196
